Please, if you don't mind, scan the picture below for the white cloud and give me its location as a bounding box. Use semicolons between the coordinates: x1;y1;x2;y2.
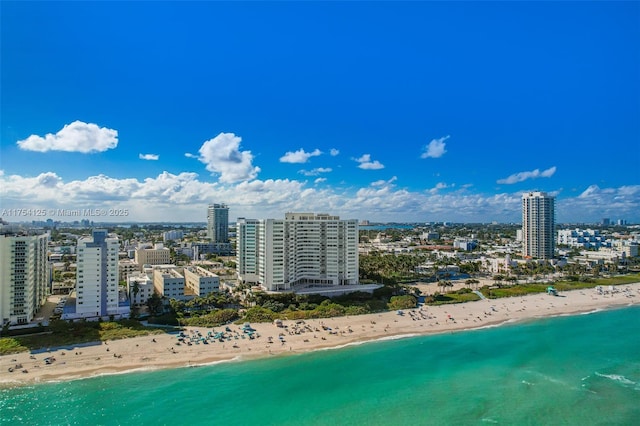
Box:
497;166;557;184
198;132;260;183
299;167;332;176
184;153;197;158
0;170;638;224
139;153;159;161
330;148;340;156
16;121;118;153
421;135;449;159
429;182;454;194
355;154;384;170
279;148;322;164
314;178;327;184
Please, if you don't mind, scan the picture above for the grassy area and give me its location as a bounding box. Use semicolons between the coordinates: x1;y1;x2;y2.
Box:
482;274;640;299
0;320;166;356
426;292;481;305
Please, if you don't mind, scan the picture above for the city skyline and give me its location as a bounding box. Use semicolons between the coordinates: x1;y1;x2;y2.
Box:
1;2;639;224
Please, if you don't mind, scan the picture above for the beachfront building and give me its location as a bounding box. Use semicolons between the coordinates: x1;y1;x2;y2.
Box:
153;266;186;300
0;227;49;326
135;243;171;271
522;191;555;260
237;213;359;292
207;203;229;243
183;266;220;296
127;272;155;307
75;230;123;318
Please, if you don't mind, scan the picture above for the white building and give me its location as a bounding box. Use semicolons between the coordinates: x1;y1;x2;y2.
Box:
162;230;184;242
153;266;186;300
135;243;171;271
0;229;49;325
75;230;123;318
183;266;220;296
522;191;555;259
127;272;155;307
237;213;359;292
557;229;609;249
118;259;140;281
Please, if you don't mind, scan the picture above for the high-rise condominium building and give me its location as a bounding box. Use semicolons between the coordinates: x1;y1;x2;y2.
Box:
207;203;229;243
0;229;48;325
75;229;121;318
522;191;555;259
237;213;359;291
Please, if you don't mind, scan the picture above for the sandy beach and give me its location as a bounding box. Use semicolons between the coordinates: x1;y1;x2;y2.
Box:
2;283;639;388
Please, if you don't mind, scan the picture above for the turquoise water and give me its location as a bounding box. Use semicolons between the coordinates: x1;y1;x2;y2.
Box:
2;307;639;425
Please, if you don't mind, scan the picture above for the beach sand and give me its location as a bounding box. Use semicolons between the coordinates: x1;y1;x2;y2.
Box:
2;283;638;388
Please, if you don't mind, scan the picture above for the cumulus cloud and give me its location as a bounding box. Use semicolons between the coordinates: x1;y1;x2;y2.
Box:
16;121;118;153
421;135;449;159
139;153;159;161
428;182;454;194
314;178;327;184
299;167;332;176
497;166;557;184
1;169;638;223
279;148;322;164
198;132;260;183
355;154;384;170
330;148;340;156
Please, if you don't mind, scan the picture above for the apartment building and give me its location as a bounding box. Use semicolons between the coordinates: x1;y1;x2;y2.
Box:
75;230;123;318
127;272;155;307
522;191;555;259
237;213;359;292
207;203;229;243
153;266;186;300
183;266;220;296
135;243;171;270
0;228;49;325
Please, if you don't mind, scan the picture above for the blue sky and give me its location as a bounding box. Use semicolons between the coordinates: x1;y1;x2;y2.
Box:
1;1;639;223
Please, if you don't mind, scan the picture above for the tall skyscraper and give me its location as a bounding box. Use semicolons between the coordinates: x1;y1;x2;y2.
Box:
75;229;121;318
522;191;555;259
0;228;49;325
207;203;229;243
237;213;359;291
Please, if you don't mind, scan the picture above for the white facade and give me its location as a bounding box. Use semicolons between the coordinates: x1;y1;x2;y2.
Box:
522;191;555;259
557;229;609;249
127;272;154;307
162;230;184;242
118;259;140;281
153;267;186;300
183;266;220;296
75;230;121;318
237;213;359;292
0;231;49;325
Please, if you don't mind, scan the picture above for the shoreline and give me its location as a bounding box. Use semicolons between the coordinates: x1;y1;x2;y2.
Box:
2;283;639;389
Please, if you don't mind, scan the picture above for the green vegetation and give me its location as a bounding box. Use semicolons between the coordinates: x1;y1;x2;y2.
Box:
0;320;166;355
481;274;640;299
424;289;481;305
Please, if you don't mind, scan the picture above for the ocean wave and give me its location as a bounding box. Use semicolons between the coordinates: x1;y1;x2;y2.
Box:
595;372;637;387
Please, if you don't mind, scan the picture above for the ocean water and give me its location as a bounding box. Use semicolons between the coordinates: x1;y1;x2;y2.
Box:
2;306;639;425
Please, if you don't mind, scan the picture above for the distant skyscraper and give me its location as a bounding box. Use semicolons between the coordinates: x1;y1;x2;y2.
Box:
522;191;555;259
0;229;49;325
207;204;229;243
75;229;121;318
